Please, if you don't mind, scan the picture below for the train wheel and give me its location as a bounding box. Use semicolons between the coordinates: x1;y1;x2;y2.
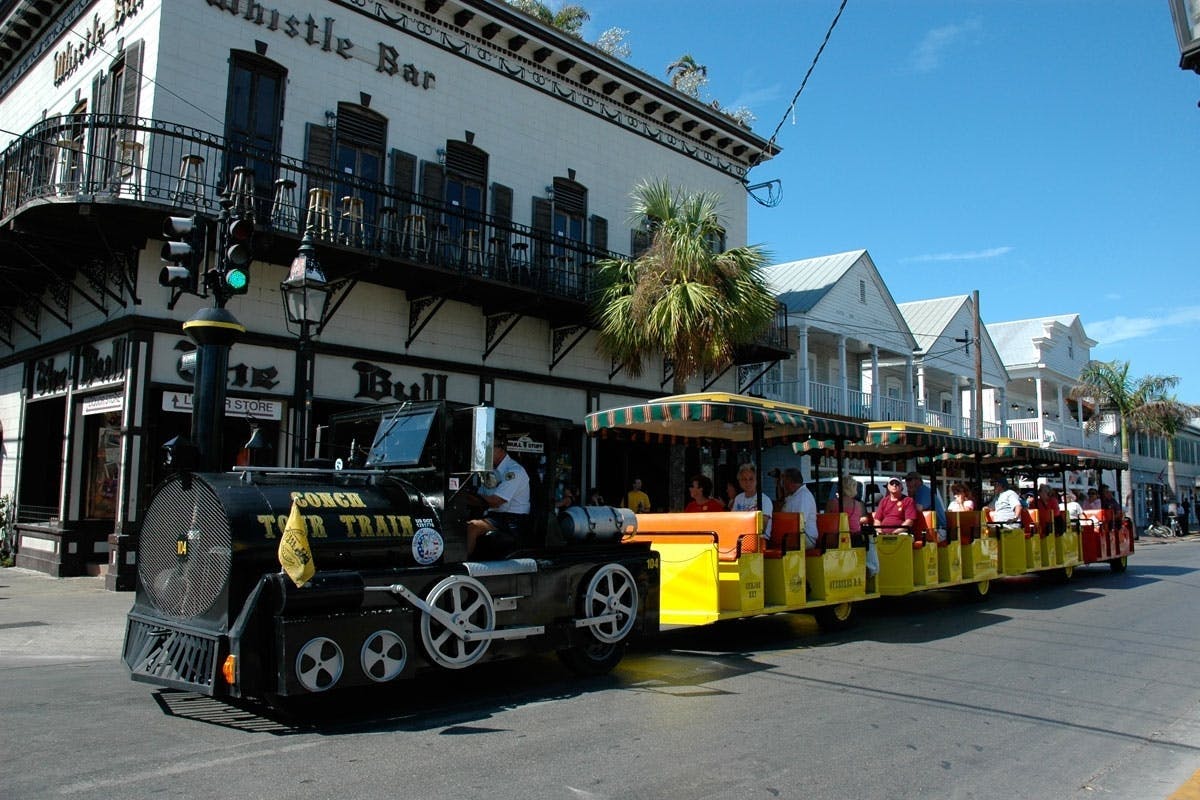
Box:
420;575;496;669
580;563;639;644
361;629;407;682
1109;555;1129;573
963;579;991;602
294;637;344;693
557;641;626;677
1055;565;1075;584
815;602;856;632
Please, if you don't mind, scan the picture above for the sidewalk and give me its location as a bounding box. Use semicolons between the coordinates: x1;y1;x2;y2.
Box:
0;567;132;663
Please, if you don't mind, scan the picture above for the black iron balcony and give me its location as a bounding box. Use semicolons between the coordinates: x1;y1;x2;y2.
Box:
0;113;624;325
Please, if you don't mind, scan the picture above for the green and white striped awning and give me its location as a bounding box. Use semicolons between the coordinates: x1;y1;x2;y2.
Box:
983;438;1079;470
585;392;866;445
855;422;996;457
1047;446;1126;472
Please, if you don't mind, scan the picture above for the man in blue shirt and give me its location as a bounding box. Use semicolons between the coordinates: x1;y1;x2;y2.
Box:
467;442;532;558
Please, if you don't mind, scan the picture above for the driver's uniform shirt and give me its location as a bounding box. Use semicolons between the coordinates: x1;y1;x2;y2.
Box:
482;454;530;514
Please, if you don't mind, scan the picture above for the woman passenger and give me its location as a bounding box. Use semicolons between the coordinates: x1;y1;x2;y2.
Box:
948;483;976;511
825;474;868;532
685;474;725;513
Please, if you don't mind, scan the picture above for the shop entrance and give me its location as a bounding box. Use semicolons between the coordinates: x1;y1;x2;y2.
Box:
18;397;65;522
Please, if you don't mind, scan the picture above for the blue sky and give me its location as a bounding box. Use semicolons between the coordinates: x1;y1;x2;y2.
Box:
580;1;1200;402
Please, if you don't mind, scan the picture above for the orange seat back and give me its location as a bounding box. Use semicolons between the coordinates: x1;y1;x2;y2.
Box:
634;511;762;560
949;510;979;543
768;512;804;553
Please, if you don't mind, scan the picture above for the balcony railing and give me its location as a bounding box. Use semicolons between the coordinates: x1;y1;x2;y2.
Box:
0;113;624;303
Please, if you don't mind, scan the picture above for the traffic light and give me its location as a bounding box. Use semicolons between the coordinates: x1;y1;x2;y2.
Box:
221;214;254;295
159;215;204;291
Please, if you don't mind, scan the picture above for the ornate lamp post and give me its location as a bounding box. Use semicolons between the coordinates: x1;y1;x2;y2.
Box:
1170;0;1200;73
281;228;331;467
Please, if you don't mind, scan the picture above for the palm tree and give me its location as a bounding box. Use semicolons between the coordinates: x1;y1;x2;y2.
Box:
593;179;777;394
507;0;590;38
1069;360;1182;515
666;54;707;97
1140;392;1200;501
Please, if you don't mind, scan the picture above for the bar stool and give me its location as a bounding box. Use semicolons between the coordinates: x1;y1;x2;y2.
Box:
305;187;334;240
114;140;144;199
173;154;205;205
375;206;398;253
227;166;255;216
400;213;427;256
55;138;80;195
510;242;530;285
487;234;508;279
462;228;483;272
339;195;366;246
270;178;298;232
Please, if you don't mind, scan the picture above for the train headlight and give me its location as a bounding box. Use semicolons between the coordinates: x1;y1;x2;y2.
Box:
222;654;237;686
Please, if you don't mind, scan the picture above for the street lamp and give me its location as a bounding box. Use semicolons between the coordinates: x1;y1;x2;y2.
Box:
281;227;331;466
1169;0;1200;73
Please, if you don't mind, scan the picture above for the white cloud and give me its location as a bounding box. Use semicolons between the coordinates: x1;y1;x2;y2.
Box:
901;246;1013;263
911;20;982;73
1088;306;1200;345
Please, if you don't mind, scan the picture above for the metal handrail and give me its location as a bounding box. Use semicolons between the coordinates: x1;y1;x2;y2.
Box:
0;113;625;302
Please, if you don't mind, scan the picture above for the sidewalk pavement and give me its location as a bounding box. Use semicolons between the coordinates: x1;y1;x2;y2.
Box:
0;567;132;663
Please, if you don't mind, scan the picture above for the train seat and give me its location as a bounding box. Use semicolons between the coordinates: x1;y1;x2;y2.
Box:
634;511;762;561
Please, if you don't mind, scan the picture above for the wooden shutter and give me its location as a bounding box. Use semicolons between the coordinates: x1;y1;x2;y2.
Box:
92;70;111;184
390;149;417;195
420;160;444;203
491;183;513;223
304;122;333;185
120;40;143;118
589;214;607;252
532;196;552;267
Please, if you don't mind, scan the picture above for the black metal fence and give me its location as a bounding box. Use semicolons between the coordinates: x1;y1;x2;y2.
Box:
0;113;624;302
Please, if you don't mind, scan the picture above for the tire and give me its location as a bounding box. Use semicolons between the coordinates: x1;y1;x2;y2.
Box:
814;601;856;632
1109;555;1128;573
963;579;991;602
557;641;625;677
1054;565;1075;584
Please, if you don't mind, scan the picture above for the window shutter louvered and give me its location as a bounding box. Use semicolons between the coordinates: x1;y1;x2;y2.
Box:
589;214;607;252
305;122;333;194
445;141;488;185
336;104;387;146
390;149;417;195
491;183;513;223
120;40;143;118
532;196;552;266
421;160;444;202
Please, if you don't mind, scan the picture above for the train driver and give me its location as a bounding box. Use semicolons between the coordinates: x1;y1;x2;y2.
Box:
467;441;531;559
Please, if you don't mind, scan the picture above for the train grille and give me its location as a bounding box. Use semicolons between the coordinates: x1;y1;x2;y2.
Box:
138;477;232;619
124;613;220;695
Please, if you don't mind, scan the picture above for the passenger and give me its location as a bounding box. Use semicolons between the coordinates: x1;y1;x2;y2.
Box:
1099;485;1121;514
1063;490;1084;521
948;483;976;512
825;473;868;535
731;463;773;541
905;471;947;541
586;487;605;506
1082;488;1102;511
624;478;651;513
467;441;532;559
684;474;725;512
1036;485;1065;533
873;476;918;534
555;486;578;510
723;479;739;511
988;476;1024;527
780;466;818;548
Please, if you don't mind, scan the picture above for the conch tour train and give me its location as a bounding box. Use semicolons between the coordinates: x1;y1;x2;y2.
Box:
123;393;1133;708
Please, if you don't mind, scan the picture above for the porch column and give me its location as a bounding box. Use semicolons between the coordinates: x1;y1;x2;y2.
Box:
998;386;1008;435
1035;376;1045;442
837;334;847;413
797;323;810;406
870;344;880;419
1056;383;1066;427
905;355;915;422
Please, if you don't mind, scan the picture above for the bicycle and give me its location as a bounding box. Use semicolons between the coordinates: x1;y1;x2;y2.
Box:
1145;516;1181;538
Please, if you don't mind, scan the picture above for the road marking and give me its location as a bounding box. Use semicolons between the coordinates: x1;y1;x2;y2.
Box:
1169;769;1200;800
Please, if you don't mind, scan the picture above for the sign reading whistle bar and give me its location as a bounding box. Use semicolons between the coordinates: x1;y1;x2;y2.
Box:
163;392;282;420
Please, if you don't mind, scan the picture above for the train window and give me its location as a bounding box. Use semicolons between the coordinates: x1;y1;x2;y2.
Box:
366;407;437;467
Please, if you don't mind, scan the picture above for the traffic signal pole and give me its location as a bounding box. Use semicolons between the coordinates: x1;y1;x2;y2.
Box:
183;306;245;471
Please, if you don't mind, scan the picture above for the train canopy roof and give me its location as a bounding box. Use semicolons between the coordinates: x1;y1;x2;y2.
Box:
983;438;1080;470
1047;445;1127;472
584;392;866;445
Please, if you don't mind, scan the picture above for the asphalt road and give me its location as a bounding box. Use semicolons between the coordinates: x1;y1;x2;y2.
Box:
2;538;1199;800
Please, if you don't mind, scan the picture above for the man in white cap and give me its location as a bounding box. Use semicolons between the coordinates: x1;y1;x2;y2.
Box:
467;440;531;558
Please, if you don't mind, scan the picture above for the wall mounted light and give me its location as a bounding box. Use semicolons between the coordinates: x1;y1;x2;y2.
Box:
1010;402;1019;411
324;110;336;128
545;185;555;201
436;147;446;165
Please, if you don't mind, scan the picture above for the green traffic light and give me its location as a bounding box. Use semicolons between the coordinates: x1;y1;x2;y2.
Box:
225;268;248;292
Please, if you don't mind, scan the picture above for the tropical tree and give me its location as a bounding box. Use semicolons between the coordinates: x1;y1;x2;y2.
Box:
507;0;590;38
594;26;631;59
1069;360;1183;515
666;53;707;97
592;179;777;394
1140;392;1200;501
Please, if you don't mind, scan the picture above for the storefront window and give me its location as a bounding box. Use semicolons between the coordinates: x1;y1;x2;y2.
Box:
83;410;122;519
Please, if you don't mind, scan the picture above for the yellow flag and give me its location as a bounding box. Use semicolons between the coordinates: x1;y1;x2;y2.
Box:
278;501;315;587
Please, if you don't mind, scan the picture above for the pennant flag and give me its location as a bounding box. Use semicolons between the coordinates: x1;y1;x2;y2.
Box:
278;501;315;587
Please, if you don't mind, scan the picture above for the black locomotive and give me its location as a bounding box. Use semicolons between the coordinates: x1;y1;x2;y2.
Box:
122;401;659;705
